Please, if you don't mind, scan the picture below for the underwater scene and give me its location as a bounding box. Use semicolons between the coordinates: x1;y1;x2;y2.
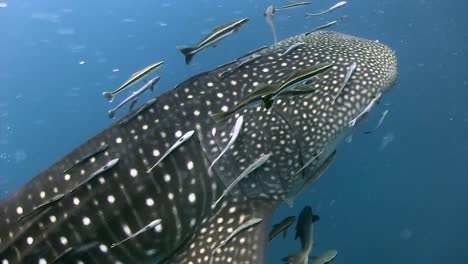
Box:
0;0;467;263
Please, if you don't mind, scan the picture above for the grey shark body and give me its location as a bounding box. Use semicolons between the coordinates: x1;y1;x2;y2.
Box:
0;31;397;263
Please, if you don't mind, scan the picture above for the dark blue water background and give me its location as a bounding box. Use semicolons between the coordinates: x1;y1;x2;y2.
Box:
1;0;467;263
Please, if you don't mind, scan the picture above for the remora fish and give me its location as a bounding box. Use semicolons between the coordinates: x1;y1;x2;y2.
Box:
177;18;249;64
102;61;164;102
0;31;397;264
109;76;161;119
108;76;160;119
310;249;338;264
275;2;311;11
280;42;306;57
283;206;319;264
305;1;347;17
265;5;278;44
306;21;338;35
364;109;389;134
211;62;333;123
269;216;296;240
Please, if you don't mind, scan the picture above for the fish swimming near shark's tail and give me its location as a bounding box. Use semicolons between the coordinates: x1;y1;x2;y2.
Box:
0;31;397;263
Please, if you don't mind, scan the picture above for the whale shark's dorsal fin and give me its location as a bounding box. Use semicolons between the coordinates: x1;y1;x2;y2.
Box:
163;198;277;263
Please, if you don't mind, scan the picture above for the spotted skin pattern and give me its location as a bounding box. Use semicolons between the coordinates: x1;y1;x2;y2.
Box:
0;31;397;264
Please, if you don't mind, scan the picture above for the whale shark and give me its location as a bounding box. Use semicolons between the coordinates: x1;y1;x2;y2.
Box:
0;31;397;264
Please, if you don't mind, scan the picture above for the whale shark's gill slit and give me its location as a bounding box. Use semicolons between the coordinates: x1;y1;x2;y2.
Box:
286;151;337;207
271;107;305;181
17;193;65;222
63;144;109;173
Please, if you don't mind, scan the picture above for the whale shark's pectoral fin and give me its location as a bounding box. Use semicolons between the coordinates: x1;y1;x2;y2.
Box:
164;198;277;264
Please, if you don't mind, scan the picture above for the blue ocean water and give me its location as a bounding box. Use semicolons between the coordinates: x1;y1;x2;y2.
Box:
0;0;467;263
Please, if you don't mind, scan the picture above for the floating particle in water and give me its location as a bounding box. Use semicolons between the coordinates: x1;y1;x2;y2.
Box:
79;60;86;65
122;18;136;23
56;27;75;35
158;21;168;27
97;57;107;63
32;119;45;125
112;68;120;72
60;8;73;13
380;132;395;150
400;228;413;240
68;44;86;53
31;12;61;23
0;3;8;8
14;149;27;163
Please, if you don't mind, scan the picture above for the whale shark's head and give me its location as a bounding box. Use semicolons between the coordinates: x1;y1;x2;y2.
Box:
270;31;398;194
203;31;398;201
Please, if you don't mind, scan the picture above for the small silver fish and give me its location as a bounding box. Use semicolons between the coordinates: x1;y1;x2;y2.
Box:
280;42;305;57
265;5;278;44
380;132;395;150
70;158;120;192
331;62;357;104
177;18;250;64
290;150;323;180
269;216;296;240
108;76;160;119
17;193;65;221
236;46;268;60
111;219;162;248
211;153;272;209
212;217;263;255
147;130;195;173
63;144;109;173
307;20;337;34
276;2;311;11
310;249;338;264
305;1;347;17
208;115;243;173
349;92;382;127
364;109;389;134
218;54;261;78
102;61;164;102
